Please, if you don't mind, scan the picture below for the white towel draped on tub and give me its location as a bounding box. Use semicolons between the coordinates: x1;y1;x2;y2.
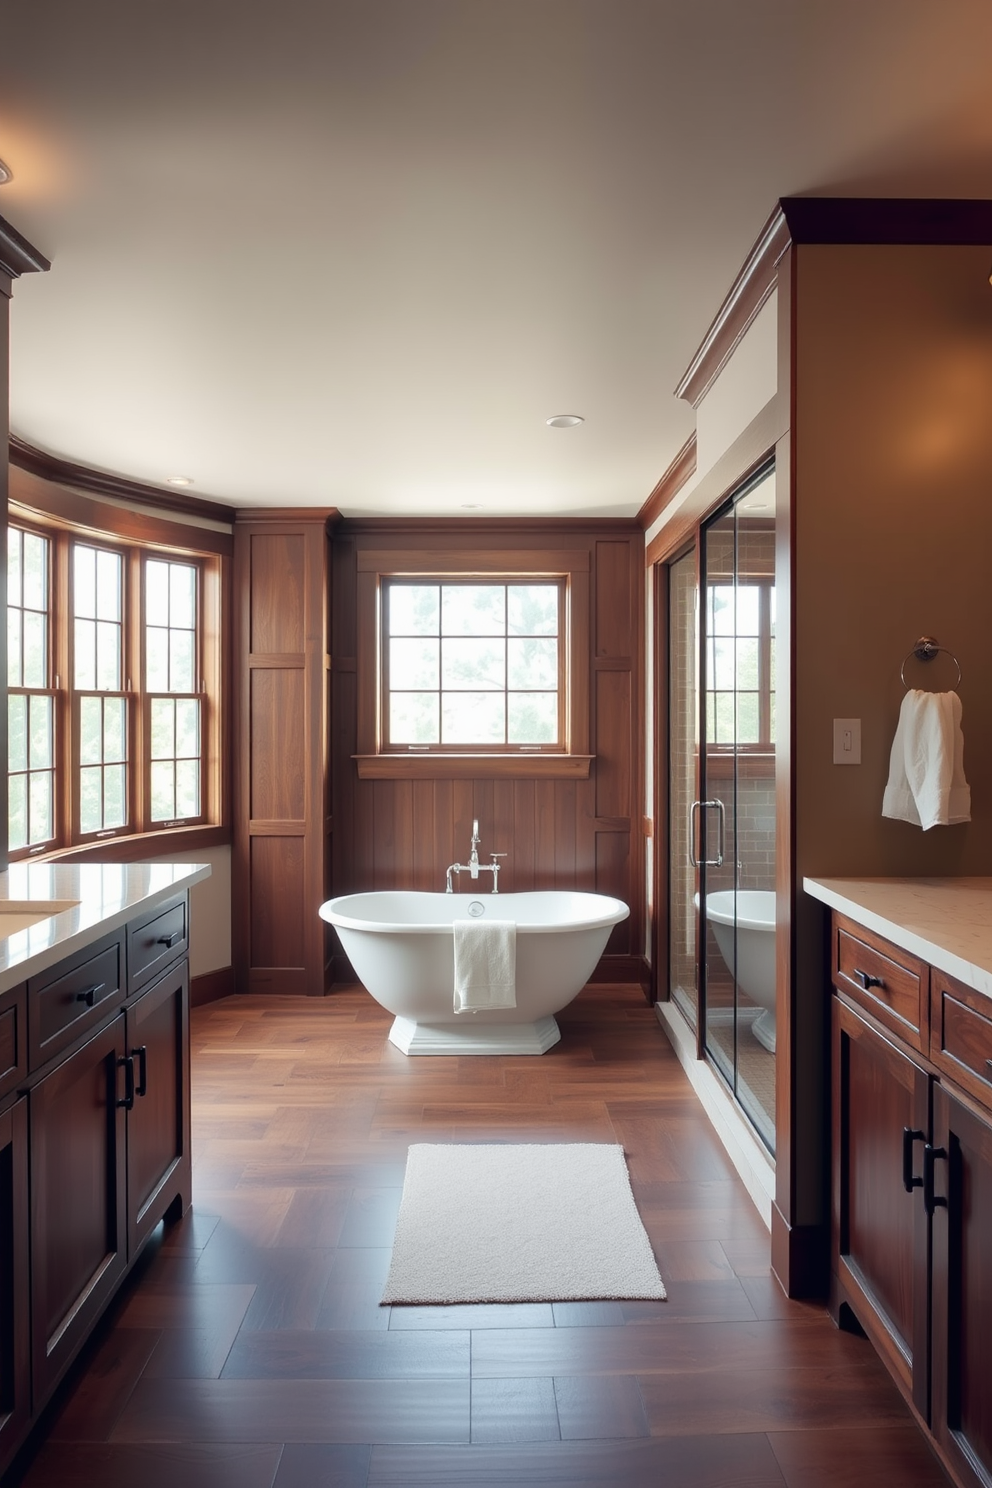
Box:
453;919;517;1013
882;689;971;830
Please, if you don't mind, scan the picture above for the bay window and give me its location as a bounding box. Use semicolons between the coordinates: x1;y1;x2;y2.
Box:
7;516;222;858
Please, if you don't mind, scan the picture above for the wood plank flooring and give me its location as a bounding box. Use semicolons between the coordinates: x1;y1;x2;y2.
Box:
11;984;952;1488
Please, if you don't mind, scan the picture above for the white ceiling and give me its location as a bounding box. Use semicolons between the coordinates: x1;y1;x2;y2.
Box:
3;0;992;518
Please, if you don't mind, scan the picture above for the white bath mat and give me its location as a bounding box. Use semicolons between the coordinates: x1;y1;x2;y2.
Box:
381;1143;667;1304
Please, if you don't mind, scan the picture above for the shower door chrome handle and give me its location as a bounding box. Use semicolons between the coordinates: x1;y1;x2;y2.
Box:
688;799;726;868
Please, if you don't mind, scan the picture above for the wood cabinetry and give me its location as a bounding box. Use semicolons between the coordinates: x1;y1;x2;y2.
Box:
0;1096;29;1466
124;957;190;1255
0;892;192;1478
832;997;930;1414
29;1014;128;1403
233;511;335;995
830;911;992;1488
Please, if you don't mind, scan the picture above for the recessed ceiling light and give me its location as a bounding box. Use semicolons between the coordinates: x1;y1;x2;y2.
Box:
461;503;482;510
165;475;194;487
546;414;584;428
0;159;13;185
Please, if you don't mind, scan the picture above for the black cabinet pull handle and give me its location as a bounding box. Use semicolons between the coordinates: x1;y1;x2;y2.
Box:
134;1044;148;1098
156;930;182;948
923;1142;948;1217
75;982;105;1007
985;1059;992;1081
116;1054;135;1110
855;968;884;990
902;1127;925;1192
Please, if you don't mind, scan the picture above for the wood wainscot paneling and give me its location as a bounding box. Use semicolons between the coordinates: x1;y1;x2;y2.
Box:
331;520;645;980
233;510;337;995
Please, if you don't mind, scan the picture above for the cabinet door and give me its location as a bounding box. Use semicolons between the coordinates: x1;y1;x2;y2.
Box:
0;1097;30;1476
125;959;191;1257
931;1084;992;1488
832;996;931;1417
30;1017;128;1404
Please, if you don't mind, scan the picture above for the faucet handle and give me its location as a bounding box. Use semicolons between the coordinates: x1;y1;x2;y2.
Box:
489;852;507;863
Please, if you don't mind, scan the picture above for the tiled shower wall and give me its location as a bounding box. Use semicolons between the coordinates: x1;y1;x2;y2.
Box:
706;777;776;893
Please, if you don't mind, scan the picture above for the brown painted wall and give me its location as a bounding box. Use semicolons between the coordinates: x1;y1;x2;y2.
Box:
790;241;992;1225
331;521;644;973
794;243;992;879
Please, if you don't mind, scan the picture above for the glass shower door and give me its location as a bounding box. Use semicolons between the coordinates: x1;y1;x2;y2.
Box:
699;479;776;1154
699;505;740;1092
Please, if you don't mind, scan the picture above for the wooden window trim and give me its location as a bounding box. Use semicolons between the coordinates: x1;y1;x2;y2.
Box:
7;504;230;861
703;575;775;755
355;548;592;780
380;575;568;755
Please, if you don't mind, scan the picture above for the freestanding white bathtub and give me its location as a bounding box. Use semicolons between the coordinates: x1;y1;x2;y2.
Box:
318;890;630;1055
705;889;776;1053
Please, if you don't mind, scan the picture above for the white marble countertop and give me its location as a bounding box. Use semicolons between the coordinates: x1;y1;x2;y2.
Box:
803;876;992;1001
0;860;211;993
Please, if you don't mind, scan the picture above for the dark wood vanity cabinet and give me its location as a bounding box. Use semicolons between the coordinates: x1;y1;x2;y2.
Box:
0;1096;30;1468
0;891;192;1478
931;1082;992;1488
830;912;992;1488
29;1014;128;1404
832;996;931;1415
124;955;190;1257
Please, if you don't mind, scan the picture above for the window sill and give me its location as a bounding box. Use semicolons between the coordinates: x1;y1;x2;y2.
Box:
354;754;593;781
20;823;231;866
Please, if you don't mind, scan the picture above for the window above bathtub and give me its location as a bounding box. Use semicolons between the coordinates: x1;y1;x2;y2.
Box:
354;547;593;780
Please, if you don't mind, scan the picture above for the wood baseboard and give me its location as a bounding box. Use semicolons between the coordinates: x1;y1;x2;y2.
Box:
771;1202;829;1300
190;966;235;1007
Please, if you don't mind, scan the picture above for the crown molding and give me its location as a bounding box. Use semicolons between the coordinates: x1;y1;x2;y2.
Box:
779;194;992;245
234;506;340;527
638;434;697;531
675;196;992;411
0;212;50;280
9;436;236;524
674;205;790;410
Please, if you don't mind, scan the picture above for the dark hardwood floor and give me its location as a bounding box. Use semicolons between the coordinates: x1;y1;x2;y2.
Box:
11;984;951;1488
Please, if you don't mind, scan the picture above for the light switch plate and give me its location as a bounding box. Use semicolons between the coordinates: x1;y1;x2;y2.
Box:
833;718;861;765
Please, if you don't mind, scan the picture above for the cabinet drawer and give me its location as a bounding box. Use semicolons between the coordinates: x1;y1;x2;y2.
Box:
28;938;124;1070
127;895;188;995
0;982;27;1104
931;971;992;1114
833;916;928;1050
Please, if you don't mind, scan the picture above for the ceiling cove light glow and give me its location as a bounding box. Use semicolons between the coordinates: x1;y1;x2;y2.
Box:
545;414;584;428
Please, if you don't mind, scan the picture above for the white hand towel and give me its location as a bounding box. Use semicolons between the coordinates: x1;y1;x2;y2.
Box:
453;919;516;1014
882;689;971;830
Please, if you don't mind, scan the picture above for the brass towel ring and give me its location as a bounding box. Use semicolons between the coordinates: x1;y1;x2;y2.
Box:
900;635;962;690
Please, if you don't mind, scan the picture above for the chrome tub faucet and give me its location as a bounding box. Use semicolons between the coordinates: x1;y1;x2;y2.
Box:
445;819;507;893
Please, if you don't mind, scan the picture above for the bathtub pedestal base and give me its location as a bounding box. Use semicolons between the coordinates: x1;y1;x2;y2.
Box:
751;1009;777;1054
388;1014;561;1056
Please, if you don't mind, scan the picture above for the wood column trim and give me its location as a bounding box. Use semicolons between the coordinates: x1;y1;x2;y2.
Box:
233;515;333;996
